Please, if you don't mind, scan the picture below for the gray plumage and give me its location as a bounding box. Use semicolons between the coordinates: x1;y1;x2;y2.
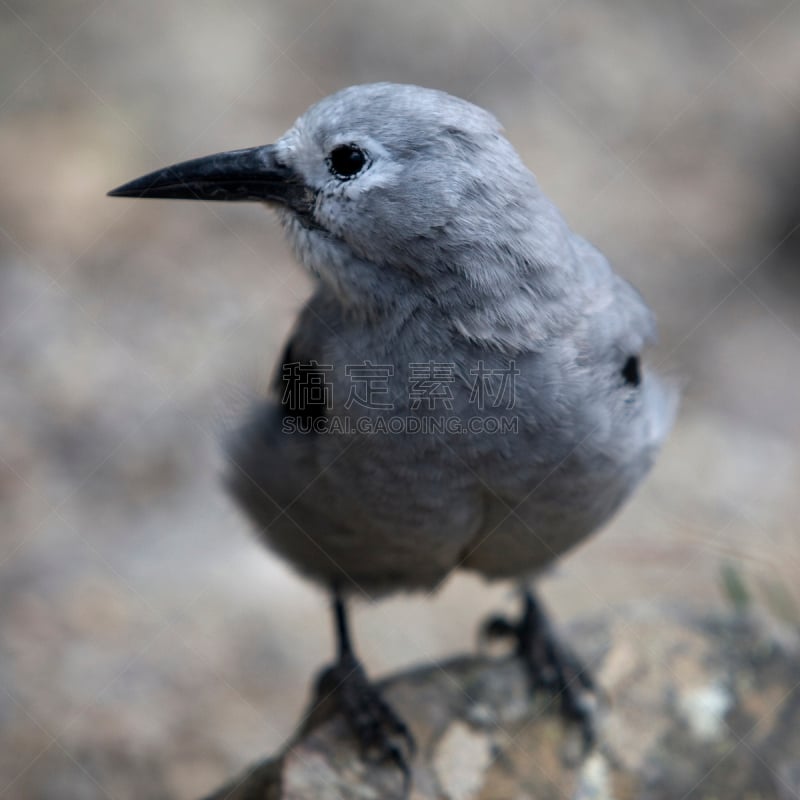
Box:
217;83;677;596
107;82;678;768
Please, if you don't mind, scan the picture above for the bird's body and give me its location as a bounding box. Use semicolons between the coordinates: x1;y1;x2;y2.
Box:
221;84;674;596
228;250;671;594
110;82;677;779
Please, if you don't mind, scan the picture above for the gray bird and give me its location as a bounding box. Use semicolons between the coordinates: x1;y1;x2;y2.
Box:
110;82;676;783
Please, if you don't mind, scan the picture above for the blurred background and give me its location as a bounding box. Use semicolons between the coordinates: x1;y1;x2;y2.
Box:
1;1;799;797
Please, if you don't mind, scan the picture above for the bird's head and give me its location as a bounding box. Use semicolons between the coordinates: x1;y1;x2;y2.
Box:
110;83;570;315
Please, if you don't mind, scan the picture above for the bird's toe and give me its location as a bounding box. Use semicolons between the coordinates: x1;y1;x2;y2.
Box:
315;654;414;793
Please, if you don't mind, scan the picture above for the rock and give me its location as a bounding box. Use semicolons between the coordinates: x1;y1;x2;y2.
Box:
200;605;800;800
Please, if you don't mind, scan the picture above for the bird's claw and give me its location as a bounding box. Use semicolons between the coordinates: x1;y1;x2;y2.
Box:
481;613;520;642
316;654;414;793
481;598;599;755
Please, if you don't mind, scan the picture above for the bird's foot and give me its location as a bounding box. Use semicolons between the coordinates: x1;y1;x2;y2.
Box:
483;593;597;753
315;653;415;791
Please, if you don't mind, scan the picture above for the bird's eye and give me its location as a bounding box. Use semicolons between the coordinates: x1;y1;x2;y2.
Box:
327;144;367;179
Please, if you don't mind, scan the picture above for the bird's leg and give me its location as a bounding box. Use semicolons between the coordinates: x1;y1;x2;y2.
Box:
483;589;597;752
314;589;414;788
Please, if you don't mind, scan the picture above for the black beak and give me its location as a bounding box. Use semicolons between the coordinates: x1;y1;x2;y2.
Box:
108;144;311;209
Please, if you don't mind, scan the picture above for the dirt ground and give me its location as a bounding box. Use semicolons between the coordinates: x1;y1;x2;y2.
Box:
1;2;799;798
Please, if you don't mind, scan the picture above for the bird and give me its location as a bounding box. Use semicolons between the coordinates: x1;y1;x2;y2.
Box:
109;82;677;788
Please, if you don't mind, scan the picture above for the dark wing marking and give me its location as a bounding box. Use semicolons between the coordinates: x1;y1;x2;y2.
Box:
621;355;641;387
273;338;329;424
